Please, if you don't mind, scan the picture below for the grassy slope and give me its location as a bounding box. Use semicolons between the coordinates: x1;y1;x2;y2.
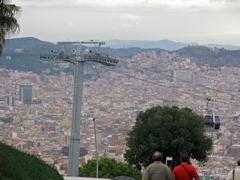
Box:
0;142;63;180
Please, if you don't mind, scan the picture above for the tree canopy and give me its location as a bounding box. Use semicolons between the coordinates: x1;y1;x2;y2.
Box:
0;142;63;180
79;157;141;180
0;0;20;55
125;106;212;169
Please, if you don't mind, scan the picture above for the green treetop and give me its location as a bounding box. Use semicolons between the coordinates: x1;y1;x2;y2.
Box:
125;106;212;168
79;157;141;180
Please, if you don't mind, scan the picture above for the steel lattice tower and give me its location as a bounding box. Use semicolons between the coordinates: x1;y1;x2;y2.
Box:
40;41;118;176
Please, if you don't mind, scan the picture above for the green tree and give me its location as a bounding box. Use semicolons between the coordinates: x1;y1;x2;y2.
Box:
0;142;63;180
0;0;20;55
125;106;212;169
79;157;141;180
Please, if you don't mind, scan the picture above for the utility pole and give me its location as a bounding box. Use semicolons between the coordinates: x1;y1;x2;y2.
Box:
40;41;118;176
206;97;211;113
92;118;99;178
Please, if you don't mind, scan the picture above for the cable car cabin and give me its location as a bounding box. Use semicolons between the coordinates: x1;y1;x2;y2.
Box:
204;112;220;130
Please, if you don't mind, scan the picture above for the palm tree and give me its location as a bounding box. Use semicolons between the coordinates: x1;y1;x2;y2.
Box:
0;0;20;55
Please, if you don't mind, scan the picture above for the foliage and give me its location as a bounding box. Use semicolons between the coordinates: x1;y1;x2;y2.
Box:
125;106;212;168
0;0;20;55
79;157;141;180
0;142;63;180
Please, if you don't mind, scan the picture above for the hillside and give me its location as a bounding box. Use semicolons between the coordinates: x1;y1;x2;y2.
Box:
0;142;63;180
3;37;56;54
1;38;240;74
0;38;58;73
3;37;163;58
0;37;163;74
176;46;240;67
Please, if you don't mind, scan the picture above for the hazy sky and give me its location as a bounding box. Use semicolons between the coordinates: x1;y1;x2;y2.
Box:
11;0;240;45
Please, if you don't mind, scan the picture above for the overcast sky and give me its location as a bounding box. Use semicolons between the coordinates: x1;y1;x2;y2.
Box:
11;0;240;45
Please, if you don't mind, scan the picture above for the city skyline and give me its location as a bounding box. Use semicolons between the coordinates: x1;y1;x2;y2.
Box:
1;49;240;178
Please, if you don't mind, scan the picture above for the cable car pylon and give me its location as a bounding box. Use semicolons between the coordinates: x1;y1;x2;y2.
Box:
40;41;118;176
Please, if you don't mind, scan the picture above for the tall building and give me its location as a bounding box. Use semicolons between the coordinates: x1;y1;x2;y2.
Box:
5;96;15;106
19;85;33;105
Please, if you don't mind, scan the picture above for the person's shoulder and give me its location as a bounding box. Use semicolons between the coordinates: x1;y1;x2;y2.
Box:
187;163;197;169
158;162;171;171
176;163;195;170
162;163;170;169
173;164;181;171
236;166;240;171
184;163;198;173
146;162;155;169
174;164;181;168
148;162;167;168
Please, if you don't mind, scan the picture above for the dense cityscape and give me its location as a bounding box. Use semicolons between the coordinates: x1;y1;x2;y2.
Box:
1;49;240;179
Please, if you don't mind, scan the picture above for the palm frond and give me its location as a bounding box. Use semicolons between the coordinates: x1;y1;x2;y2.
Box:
0;0;20;55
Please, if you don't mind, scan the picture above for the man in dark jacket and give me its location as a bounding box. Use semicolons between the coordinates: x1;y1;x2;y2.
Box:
142;150;174;180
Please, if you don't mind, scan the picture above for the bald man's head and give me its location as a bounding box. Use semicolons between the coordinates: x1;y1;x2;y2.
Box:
153;150;163;161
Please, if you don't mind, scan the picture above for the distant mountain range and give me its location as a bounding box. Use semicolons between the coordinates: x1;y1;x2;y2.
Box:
2;37;163;57
4;37;240;52
0;37;240;73
106;40;240;51
106;39;188;50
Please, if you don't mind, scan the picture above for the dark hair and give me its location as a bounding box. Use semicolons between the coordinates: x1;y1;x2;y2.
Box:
238;160;240;166
153;150;163;161
181;153;189;163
